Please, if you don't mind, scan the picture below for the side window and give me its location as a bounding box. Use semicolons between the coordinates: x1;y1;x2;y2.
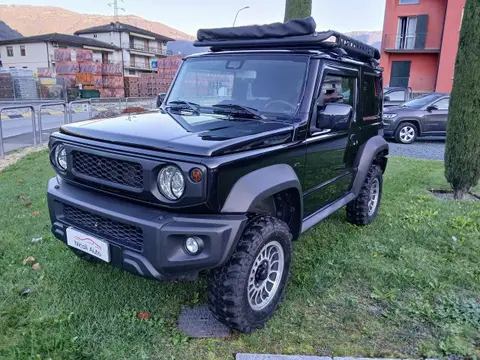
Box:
315;74;356;132
434;98;450;110
386;90;405;101
321;75;355;106
362;74;381;119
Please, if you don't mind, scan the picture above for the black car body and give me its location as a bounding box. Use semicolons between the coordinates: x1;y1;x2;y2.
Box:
383;86;413;107
383;93;450;143
47;18;389;333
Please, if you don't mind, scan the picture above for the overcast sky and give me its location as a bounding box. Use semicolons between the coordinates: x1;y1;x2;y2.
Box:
0;0;386;35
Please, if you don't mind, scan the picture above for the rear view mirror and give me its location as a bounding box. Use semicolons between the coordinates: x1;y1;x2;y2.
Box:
316;103;353;131
384;95;391;102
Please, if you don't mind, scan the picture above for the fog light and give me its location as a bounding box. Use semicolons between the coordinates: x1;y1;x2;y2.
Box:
184;236;204;255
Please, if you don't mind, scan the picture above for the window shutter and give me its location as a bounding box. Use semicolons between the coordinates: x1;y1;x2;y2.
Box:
415;15;429;49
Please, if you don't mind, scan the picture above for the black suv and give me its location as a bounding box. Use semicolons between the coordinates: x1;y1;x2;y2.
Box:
47;18;388;333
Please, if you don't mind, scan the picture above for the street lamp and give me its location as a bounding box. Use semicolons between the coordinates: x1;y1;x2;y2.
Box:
233;6;250;26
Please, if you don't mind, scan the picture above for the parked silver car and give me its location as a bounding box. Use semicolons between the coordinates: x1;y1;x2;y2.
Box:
383;93;450;144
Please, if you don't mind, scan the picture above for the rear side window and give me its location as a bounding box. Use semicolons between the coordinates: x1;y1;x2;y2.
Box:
386;90;405;101
362;74;381;120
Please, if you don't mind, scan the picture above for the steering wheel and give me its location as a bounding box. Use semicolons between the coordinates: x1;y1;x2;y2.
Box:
264;100;296;112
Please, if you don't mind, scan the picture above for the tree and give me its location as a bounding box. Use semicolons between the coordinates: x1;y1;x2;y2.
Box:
284;0;312;22
445;0;480;200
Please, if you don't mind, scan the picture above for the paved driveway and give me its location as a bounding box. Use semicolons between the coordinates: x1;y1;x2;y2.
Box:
388;137;445;160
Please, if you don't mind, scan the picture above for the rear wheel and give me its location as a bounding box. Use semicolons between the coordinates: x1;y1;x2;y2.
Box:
347;165;383;225
395;122;418;144
208;216;293;333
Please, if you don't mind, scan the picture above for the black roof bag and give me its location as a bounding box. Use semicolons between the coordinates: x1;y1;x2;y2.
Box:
197;17;317;41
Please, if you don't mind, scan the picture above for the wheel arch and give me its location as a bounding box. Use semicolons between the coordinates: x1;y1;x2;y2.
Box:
221;164;303;240
352;135;389;196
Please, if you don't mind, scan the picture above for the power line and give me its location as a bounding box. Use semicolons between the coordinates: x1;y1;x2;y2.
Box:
108;0;125;21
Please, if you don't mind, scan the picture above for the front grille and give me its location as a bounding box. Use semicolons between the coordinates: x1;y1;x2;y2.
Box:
63;204;143;251
73;151;144;188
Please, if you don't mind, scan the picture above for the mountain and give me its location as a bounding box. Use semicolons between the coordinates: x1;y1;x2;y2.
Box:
0;5;194;41
345;31;382;49
0;20;22;40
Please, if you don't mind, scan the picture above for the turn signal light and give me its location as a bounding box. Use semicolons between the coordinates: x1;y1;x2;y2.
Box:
190;168;203;183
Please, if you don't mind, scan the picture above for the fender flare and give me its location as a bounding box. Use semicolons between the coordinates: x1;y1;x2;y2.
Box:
352;135;389;196
221;164;303;219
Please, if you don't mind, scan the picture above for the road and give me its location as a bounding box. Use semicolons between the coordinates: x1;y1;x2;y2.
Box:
1;113;90;154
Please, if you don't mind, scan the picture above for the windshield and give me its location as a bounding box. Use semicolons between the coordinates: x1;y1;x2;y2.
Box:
401;93;443;108
166;55;308;121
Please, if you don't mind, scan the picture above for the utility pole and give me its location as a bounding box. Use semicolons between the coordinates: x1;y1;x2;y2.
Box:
108;0;125;21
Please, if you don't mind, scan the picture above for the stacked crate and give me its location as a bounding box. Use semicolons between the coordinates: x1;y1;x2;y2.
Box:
155;56;183;94
102;63;124;98
37;67;64;100
55;49;77;91
0;72;14;99
124;77;139;97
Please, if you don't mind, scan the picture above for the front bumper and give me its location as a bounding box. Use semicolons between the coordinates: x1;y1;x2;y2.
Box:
382;120;396;138
47;177;247;281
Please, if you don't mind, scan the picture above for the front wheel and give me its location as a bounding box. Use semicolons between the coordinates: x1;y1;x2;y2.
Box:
208;216;293;333
395;122;417;144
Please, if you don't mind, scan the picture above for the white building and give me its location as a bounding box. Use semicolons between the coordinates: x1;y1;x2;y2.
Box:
75;22;174;76
0;33;121;73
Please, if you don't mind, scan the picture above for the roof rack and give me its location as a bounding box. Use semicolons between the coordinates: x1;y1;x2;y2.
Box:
194;18;380;61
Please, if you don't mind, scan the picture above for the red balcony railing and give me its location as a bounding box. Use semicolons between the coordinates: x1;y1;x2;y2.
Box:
383;33;442;52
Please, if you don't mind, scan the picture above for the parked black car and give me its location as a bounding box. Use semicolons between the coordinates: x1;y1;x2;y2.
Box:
383;93;450;144
46;18;388;333
383;86;413;107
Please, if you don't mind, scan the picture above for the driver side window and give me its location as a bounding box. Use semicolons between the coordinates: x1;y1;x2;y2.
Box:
321;75;355;106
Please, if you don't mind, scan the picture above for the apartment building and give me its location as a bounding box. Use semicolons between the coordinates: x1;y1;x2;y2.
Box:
75;22;174;76
380;0;466;93
0;33;121;72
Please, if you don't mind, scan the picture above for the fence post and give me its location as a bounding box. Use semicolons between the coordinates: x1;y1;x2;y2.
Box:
37;102;67;146
0;113;4;159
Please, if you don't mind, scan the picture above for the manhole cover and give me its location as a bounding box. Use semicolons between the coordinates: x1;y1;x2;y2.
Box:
178;305;231;338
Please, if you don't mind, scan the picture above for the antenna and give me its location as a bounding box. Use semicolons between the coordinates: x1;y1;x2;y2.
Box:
108;0;125;21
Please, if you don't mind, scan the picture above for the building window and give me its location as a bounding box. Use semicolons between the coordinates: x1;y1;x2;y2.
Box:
6;46;13;57
94;34;98;38
20;45;26;56
399;0;419;4
129;69;136;75
396;15;428;50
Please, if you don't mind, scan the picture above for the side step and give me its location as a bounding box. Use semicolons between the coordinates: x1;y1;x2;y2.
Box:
301;192;355;233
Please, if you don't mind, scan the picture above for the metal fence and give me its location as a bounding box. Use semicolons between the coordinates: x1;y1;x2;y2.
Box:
0;97;156;159
0;76;67;102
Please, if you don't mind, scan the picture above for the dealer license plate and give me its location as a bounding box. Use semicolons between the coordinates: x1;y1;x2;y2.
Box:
66;227;110;262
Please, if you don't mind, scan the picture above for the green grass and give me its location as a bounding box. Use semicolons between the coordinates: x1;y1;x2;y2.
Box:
1;152;479;360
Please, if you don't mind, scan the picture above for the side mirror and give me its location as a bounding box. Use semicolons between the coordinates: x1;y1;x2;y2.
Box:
426;104;438;112
316;103;353;131
157;93;166;107
384;95;391;102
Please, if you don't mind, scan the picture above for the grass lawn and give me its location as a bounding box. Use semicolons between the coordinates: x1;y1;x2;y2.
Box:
1;151;479;360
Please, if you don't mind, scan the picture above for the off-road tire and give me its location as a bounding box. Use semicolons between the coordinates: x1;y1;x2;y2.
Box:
395;122;418;144
208;216;293;333
71;248;100;263
346;165;383;225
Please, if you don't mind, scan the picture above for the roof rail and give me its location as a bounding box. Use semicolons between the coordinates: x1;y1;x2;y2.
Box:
194;18;380;61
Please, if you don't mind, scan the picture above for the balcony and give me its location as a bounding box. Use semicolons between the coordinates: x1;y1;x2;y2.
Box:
122;43;167;56
383;33;441;53
124;61;156;72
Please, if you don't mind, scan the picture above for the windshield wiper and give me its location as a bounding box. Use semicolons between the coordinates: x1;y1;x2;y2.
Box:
212;103;266;120
166;100;201;114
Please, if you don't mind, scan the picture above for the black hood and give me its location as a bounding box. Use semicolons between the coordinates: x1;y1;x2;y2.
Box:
59;111;294;157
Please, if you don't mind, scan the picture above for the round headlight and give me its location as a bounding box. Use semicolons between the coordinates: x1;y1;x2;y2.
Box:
157;165;185;200
55;145;67;171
